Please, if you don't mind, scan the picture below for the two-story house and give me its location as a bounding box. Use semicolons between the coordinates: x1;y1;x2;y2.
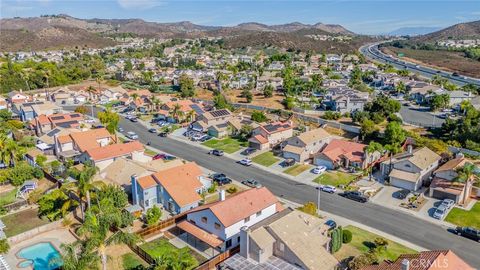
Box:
190;109;233;132
31;112;84;136
81;140;148;170
131;162;210;214
17;101;62;122
282;128;332;162
381;146;441;191
177;187;281;252
55;128;114;160
248;121;294;150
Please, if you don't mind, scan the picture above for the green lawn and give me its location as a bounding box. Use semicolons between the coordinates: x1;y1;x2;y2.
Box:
283;164;311;176
0;188;17;207
2;208;50;237
201;137;248;154
313;171;356;187
121;253;147;270
252;152;279;167
339;226;417;262
445;202;480;228
140;237;203;265
144;148;158;156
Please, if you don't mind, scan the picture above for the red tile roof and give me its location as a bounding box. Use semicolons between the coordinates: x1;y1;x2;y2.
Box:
137;175;158;190
320;139;366;163
86;141;144;161
177;220;223;247
66;128;113;152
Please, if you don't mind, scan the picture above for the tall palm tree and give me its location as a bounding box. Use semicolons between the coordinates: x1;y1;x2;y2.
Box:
151;96;162;112
384;143;402;175
0;134;25;166
185;110;196;123
169;103;182;123
55;241;100;270
364;142;383;180
454;163;479;205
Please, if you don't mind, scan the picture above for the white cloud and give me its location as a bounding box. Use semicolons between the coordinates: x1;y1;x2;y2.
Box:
117;0;164;10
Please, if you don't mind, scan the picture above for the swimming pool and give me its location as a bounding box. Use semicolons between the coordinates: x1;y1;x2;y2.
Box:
17;242;63;270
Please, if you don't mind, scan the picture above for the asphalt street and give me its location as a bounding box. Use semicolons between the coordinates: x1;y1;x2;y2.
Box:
399;105;445;128
360;43;480;87
117;116;480;267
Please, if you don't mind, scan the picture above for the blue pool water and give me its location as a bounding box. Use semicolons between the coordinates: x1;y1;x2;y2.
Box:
17;242;63;270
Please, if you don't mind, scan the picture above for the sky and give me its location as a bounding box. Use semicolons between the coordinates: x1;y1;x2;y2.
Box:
1;0;479;34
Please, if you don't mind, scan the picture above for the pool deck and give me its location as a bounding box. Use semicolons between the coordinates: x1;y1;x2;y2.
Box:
5;228;76;270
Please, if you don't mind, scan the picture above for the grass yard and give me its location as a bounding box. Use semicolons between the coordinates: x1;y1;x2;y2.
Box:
140;237;204;265
335;226;417;262
283;164;311;176
0;188;17;207
201;137;247;154
144;148;158;156
313;171;356;187
445;202;480;229
121;253;147;270
252;152;279;167
2;208;50;237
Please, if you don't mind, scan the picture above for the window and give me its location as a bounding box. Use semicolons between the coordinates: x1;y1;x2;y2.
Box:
226;239;232;248
201;217;208;223
256;211;262;217
244;216;250;223
279;243;285;252
214;222;221;229
145;199;149;207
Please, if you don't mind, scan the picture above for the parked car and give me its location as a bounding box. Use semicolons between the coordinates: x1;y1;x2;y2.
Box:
311;166;327;175
153;153;176;161
130;117;138;122
319;185;336;194
394;189;410;200
158;132;168;137
211;173;232;186
433;205;447;220
440;199;455;209
209;149;224;156
117;127;124;132
192;134;207;141
199;135;212;142
340;191;368;203
282;158;295;167
454;227;480;242
324;219;337;231
241;148;257;156
241;179;262;188
148;128;157;133
239;158;252;166
126;132;138;140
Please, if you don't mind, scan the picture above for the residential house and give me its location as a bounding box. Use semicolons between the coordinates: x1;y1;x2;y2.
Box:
249;121;294;150
8;91;31;104
256;76;283;91
282;128;332;162
430;157;479;204
223;207;338;270
321;87;369;113
36;127;79;154
407;82;443;104
81;140;148;170
177;187;281;252
381;146;441;191
361;250;474;270
51;88;74;105
447;90;475;107
31;112;84;136
17;101;62;122
158;100;205;123
131;162;210;214
207;117;258;138
314;139;379;169
193;109;233;130
55;128;115;160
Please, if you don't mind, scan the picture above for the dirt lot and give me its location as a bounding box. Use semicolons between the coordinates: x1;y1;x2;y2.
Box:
196;88;285;109
381;47;480;77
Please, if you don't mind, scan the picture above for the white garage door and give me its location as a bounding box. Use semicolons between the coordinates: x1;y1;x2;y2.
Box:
390;177;416;191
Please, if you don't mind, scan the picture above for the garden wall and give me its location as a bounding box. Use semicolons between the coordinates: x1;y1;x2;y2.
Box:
8;219;63;245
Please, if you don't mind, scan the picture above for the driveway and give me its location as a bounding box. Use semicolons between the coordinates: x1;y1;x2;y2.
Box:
399;105;445;128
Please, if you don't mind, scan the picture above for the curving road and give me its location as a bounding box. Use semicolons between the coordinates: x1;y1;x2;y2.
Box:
360;42;480;87
117;115;479;267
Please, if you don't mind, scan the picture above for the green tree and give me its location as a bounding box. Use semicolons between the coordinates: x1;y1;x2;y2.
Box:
155;247;198;270
97;109;120;142
0;239;10;254
430;93;450;111
35;154;47;167
384;122;405;146
124;60;133;71
56;241;100;270
374;237;389;253
146;205;162;226
454;163;479;205
348;251;378;270
395;81;407;94
360;119;379;140
263;84;274;98
179;74;195;98
74;105;89;115
38;189;72;221
342;229;353;244
283;96;295;110
242;88;253;103
298;202;317;216
251;111;268;123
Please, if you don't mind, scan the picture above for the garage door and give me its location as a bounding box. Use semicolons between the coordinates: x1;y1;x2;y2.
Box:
314;158;334;170
390;178;416;191
432;189;459;202
283;152;300;162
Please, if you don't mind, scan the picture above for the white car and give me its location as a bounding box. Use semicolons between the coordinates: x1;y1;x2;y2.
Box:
239;158;252;166
440;199;455;209
126;131;138;140
311;166;327;174
320;185;337;193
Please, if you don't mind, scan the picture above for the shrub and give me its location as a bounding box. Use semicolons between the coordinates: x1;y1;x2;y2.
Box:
348;251;378;270
146;205;162;226
298;202;317;216
342;229;353;243
0;239;10;254
226;186;237;194
251;111;268;122
330;227;343;253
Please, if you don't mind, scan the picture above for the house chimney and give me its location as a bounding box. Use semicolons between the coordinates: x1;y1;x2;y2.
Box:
219;189;226;201
401;259;410;270
131;174;139;205
407;144;413;154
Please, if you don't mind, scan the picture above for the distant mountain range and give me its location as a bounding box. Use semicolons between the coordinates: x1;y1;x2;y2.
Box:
414;20;480;42
0;14;355;52
387;26;442;36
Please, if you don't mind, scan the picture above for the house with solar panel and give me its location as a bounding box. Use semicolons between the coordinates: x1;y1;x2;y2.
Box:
30;112;84;136
157;100;205;123
248;121;294;150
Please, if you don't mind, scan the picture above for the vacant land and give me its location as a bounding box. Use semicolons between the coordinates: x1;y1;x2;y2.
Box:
445;202;480;228
2;208;50;237
283;164;311;176
381;47;480;77
202;137;247;154
334;226;417;262
252;152;280;167
313;171;356;187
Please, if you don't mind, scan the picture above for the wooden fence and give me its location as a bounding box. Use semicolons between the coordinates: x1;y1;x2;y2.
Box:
195;246;240;270
128;242;156;265
3;199;28;212
136;213;187;238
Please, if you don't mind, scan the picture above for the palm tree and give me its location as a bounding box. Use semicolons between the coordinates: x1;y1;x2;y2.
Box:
155;248;198;270
55;241;100;270
98;109;120;142
185;110;196;123
169;103;182;123
151;96;162;112
364;142;383;181
384;143;402;177
0;134;25;166
454;163;480;205
85;86;97;101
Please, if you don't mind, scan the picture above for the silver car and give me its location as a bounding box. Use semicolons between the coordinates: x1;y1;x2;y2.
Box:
433;205;447;220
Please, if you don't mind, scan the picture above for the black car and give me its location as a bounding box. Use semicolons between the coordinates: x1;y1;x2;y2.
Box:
211;173;232;185
209;149;224;156
241;148;257;156
454;227;480;242
341;191;368;203
130;118;138;122
158;132;168;137
148;128;157;133
452;72;459;77
282;158;295;167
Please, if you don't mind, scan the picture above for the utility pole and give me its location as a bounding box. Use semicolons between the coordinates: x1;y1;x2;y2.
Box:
317;184;321;211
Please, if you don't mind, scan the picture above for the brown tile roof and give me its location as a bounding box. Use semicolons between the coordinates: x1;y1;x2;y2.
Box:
250;134;268;144
137;175;158;190
434;158;466;173
86;141;144;161
283;144;304;155
320;139;366;163
177;220;223;247
69;128;114;151
151;162;203;207
362;250;474;270
296;128;331;145
189;187;279;227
